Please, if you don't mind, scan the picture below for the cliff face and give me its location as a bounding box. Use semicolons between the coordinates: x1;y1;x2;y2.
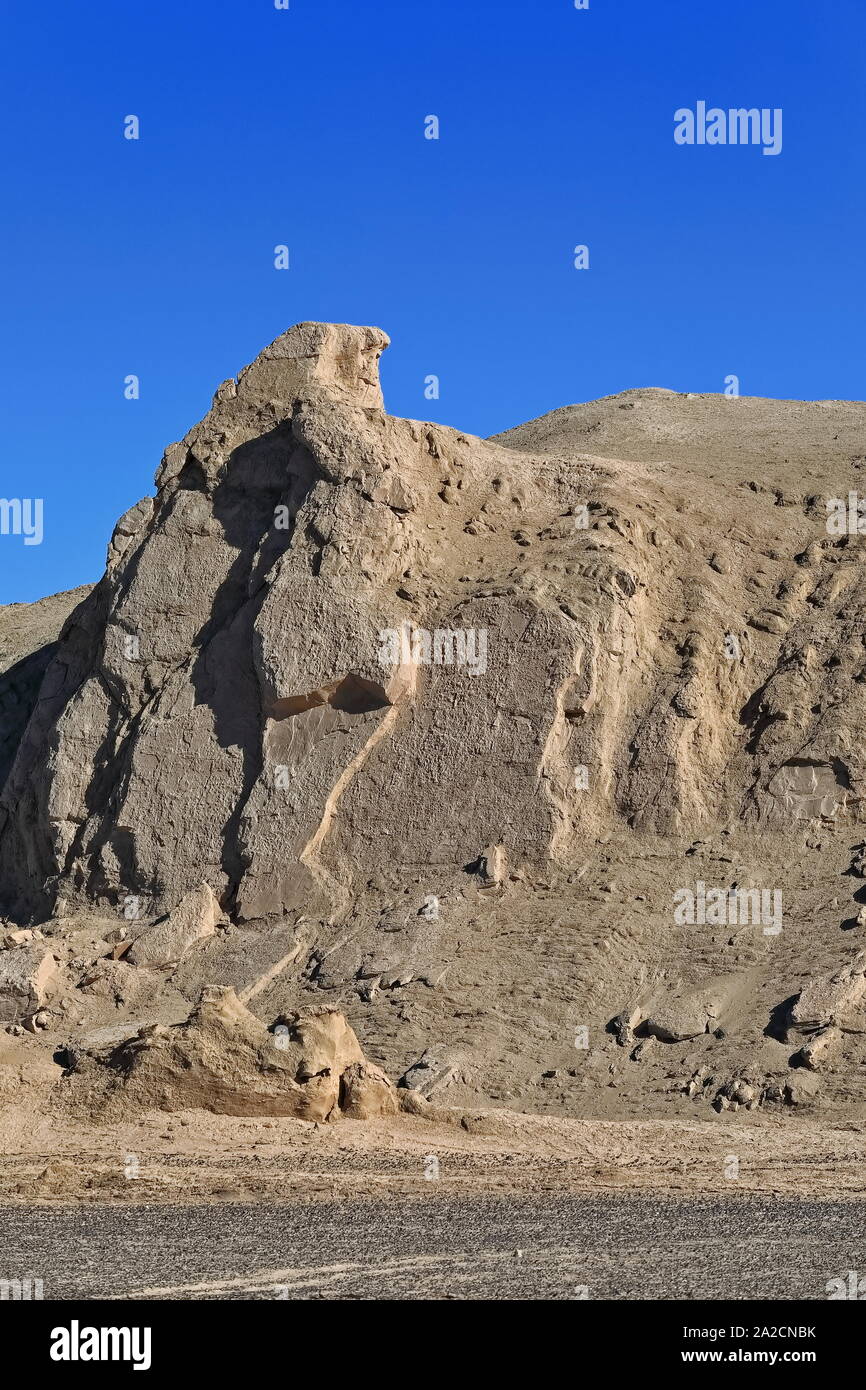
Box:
0;323;591;923
1;326;865;931
0;587;92;797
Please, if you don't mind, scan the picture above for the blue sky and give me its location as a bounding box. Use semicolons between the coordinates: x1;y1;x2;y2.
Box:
2;0;865;601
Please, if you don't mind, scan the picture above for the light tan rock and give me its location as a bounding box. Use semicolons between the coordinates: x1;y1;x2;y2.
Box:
1;929;35;948
234;321;388;411
792;1024;841;1071
0;946;59;1022
100;986;398;1119
478;844;507;889
789;953;866;1033
127;883;223;969
339;1061;400;1119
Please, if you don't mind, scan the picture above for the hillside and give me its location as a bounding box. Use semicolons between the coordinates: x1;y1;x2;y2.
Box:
1;325;865;1146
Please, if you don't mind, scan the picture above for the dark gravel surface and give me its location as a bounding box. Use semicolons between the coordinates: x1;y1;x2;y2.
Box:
1;1193;865;1300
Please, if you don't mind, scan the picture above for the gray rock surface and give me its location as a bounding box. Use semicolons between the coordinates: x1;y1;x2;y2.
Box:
0;945;59;1022
127;883;225;969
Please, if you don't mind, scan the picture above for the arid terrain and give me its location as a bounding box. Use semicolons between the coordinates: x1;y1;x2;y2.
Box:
2;323;865;1251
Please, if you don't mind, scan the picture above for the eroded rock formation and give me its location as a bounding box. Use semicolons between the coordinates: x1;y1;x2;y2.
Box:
7;323;865;936
76;985;400;1119
0;322;606;923
3;324;866;1124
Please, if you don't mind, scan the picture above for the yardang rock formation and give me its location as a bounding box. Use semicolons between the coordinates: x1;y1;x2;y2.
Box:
3;323;866;1122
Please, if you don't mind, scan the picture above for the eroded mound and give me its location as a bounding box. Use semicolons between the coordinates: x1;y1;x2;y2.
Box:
71;986;401;1121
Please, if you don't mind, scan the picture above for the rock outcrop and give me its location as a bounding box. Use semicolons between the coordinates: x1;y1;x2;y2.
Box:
0;944;58;1023
5;324;866;1125
0;321;598;925
3;326;866;936
95;985;398;1119
789;953;866;1034
126;882;225;969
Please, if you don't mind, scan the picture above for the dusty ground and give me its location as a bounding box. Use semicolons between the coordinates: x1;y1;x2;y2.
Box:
2;1095;866;1301
1;1100;865;1205
3;825;865;1135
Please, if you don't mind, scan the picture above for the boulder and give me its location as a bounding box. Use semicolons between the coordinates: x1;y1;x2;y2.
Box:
399;1046;463;1097
0;946;59;1022
643;976;741;1043
611;1007;641;1047
340;1061;400;1119
713;1077;758;1111
792;1024;841;1071
477;844;507;889
127;883;223;969
1;928;36;948
789;953;866;1033
785;1070;822;1103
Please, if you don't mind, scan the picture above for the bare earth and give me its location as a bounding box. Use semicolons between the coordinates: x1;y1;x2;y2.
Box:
1;1102;865;1204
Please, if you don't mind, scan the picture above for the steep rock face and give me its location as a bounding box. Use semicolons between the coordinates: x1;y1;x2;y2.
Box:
0;587;92;794
1;327;865;938
0;324;592;922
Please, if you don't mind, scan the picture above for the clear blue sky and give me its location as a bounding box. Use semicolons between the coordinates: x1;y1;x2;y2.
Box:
2;0;864;602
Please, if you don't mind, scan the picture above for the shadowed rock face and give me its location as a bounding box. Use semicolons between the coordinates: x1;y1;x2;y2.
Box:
0;644;59;794
2;323;866;941
0;586;92;794
0;322;589;923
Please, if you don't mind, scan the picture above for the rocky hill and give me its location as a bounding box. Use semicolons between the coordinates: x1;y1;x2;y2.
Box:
1;324;865;1128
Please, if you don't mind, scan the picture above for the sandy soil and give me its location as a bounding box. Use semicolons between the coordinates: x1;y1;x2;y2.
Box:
1;1100;864;1206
